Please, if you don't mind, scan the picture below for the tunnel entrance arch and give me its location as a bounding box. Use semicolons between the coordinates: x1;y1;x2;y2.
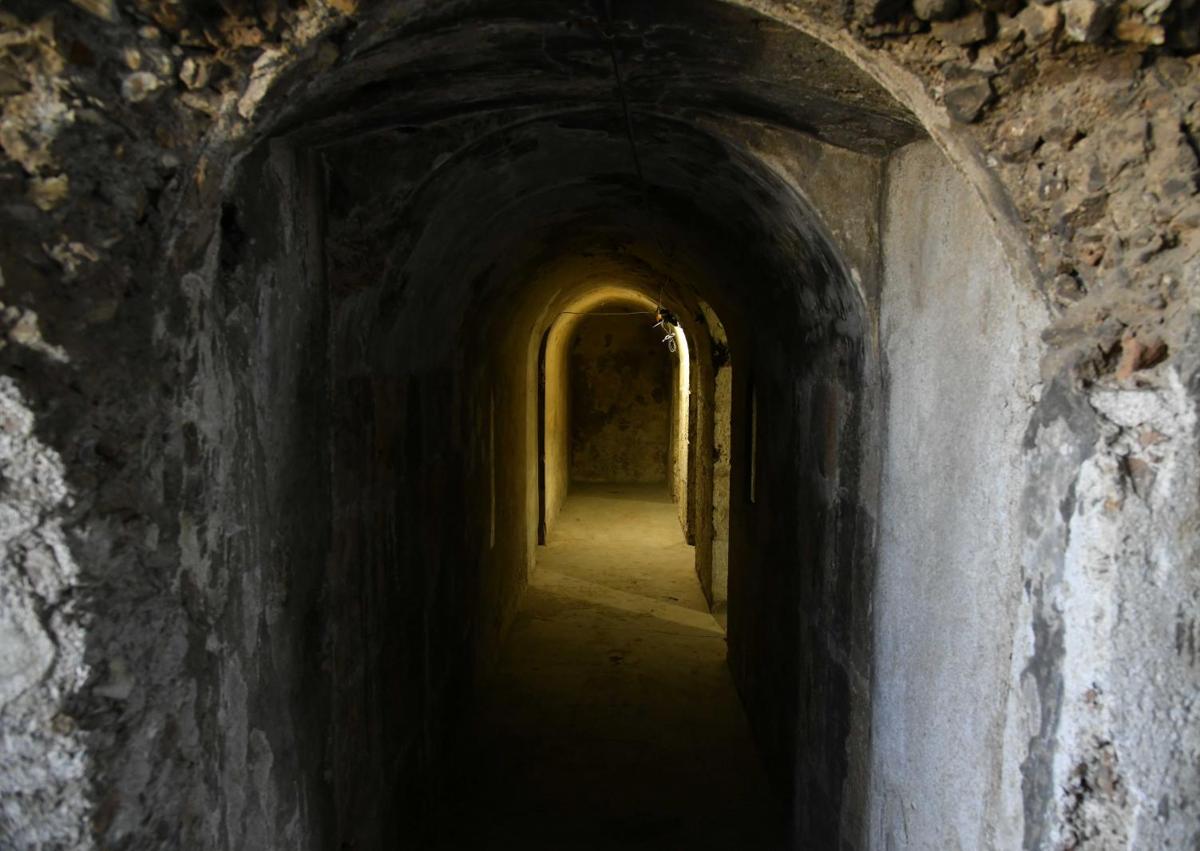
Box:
112;2;1086;850
149;87;891;851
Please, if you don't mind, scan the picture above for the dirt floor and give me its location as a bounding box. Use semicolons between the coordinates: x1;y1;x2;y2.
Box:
432;483;783;850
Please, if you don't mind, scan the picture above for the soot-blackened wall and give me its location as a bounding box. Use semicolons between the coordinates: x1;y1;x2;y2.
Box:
158;142;333;849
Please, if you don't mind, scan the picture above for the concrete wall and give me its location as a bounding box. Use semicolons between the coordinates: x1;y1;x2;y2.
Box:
687;296;734;618
569;314;672;484
871;140;1048;848
717;131;884;850
542;316;574;540
325;212;520;851
184;145;334;850
709;327;732;619
669;323;691;536
74;142;334;850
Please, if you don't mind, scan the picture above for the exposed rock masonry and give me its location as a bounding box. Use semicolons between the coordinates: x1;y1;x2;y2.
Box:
2;0;1194;382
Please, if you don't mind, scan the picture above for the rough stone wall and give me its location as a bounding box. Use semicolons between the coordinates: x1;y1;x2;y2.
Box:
0;377;90;848
776;0;1200;383
542;317;572;541
1;125;332;850
568;313;672;484
0;4;349;842
1021;352;1200;850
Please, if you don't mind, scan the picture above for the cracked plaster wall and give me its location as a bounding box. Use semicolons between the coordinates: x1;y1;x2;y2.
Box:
1011;331;1200;850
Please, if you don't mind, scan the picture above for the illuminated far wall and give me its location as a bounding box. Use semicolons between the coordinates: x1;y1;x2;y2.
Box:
569;310;670;483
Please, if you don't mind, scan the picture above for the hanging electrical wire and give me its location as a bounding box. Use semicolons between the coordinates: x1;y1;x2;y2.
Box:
601;0;651;234
598;0;679;353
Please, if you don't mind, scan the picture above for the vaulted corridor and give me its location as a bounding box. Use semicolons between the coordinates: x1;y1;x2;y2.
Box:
434;484;780;849
2;1;1197;849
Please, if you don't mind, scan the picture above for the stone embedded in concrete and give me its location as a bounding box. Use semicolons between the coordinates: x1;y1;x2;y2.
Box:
1016;2;1064;42
119;69;165;102
932;9;996;44
178;55;213;89
68;0;119;23
913;0;962;21
1115;331;1168;380
27;173;68;211
1112;16;1166;45
944;70;996;122
1062;0;1117;41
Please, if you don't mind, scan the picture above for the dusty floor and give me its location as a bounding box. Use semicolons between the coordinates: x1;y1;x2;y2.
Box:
433;483;783;849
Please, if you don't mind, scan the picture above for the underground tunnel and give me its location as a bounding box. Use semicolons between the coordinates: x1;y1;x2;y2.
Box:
1;1;1198;850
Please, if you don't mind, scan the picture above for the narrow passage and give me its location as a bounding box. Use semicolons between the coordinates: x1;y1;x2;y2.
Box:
435;484;781;849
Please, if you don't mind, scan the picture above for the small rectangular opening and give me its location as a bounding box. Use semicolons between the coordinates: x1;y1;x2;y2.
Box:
489;392;496;550
750;386;758;505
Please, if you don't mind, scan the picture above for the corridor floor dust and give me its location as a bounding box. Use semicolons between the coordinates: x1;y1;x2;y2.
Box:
433;484;783;849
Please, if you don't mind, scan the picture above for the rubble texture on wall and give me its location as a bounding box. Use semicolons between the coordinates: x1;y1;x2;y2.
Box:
0;0;1196;849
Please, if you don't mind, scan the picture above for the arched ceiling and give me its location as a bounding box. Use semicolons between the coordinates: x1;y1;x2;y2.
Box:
299;0;916;377
274;0;924;155
324;111;864;376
